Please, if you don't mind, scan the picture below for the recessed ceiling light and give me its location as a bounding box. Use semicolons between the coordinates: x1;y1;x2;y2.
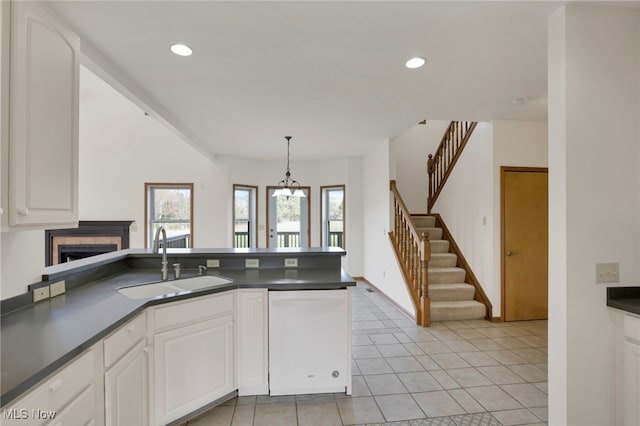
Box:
170;43;193;57
405;57;426;69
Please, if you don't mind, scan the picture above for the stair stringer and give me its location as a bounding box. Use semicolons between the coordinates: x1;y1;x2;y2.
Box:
429;213;493;321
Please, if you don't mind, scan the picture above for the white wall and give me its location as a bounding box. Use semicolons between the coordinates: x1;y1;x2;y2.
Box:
548;6;639;425
79;66;224;249
363;139;415;315
80;66;364;273
391;120;450;212
432;122;496;313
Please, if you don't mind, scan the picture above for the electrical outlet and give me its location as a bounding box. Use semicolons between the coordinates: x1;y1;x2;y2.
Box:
33;286;50;302
596;262;619;283
284;258;298;268
206;259;220;268
50;280;66;297
245;259;259;268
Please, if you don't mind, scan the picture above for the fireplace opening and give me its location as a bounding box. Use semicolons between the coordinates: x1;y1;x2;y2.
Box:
45;221;134;267
58;244;119;264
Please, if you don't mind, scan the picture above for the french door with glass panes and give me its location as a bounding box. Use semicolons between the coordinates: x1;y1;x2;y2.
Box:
267;187;310;248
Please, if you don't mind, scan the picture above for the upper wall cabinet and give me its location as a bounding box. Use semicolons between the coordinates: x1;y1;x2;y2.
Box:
3;1;79;230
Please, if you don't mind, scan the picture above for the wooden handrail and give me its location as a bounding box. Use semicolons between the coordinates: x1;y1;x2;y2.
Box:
427;121;477;213
389;180;431;327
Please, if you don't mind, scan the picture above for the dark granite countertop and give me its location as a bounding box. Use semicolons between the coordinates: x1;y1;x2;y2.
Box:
1;265;355;407
607;286;640;316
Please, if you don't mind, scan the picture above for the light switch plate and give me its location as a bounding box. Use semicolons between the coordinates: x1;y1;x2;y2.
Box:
284;258;298;268
596;262;619;283
50;280;66;297
206;259;220;268
245;259;259;268
33;286;50;302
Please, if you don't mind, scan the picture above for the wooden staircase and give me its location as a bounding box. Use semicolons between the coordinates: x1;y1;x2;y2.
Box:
413;215;487;321
389;120;491;326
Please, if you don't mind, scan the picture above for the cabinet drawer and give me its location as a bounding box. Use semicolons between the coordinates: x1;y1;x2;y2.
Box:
624;313;640;343
154;291;234;331
46;384;95;426
104;313;146;368
3;349;95;425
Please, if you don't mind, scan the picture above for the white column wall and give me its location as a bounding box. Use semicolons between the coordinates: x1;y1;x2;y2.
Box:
548;6;640;425
363;139;415;315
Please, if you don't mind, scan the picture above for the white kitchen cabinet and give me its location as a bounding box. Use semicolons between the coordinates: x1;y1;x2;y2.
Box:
622;313;640;425
104;340;149;426
614;309;640;426
2;0;79;229
236;289;268;395
1;346;104;426
152;293;235;425
104;326;149;426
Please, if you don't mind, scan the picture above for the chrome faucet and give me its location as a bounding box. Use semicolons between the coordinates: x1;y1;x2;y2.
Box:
152;226;169;281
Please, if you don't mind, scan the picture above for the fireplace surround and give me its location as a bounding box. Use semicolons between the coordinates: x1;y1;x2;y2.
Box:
45;221;134;266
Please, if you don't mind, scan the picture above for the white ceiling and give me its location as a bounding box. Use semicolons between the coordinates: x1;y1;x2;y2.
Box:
48;1;563;160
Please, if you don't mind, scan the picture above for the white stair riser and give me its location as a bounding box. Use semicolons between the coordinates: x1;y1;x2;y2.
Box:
429;269;466;284
412;216;436;228
431;301;486;321
430;240;450;253
417;227;443;240
429;284;476;301
429;254;457;268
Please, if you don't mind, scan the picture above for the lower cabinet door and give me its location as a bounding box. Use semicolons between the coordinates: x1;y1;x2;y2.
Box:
154;314;234;425
623;339;640;425
105;340;148;426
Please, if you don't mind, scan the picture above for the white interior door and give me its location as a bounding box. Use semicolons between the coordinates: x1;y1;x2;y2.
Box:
267;187;310;248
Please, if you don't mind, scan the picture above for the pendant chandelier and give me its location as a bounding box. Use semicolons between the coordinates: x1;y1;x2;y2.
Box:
272;136;306;197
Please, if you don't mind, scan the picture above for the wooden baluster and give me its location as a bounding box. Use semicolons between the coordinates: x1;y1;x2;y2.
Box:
418;232;431;327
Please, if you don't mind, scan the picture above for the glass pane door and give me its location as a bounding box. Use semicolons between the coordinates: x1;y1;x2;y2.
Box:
267;187;310;248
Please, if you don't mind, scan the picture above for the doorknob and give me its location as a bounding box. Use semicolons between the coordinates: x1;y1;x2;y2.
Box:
506;251;519;256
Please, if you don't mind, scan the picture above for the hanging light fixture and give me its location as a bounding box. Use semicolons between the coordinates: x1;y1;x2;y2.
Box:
273;136;306;198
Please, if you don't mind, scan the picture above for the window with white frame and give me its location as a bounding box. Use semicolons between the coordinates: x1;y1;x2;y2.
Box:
145;183;193;248
321;185;345;249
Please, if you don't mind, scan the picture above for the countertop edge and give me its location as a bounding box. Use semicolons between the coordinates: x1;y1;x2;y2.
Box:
1;271;355;407
606;286;640;316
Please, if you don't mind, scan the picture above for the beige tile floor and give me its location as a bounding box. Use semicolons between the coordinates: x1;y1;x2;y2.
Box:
187;281;548;426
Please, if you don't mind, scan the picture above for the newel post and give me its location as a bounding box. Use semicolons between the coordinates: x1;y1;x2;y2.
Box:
418;232;431;327
427;154;434;213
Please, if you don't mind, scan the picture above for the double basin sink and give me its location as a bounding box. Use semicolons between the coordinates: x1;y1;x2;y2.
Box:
118;275;233;299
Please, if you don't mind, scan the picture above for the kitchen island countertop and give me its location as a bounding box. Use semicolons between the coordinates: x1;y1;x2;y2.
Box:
1;260;355;407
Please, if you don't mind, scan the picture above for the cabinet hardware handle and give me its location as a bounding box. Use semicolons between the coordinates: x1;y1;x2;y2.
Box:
143;347;150;354
127;324;135;332
506;251;519;256
49;378;62;392
17;208;29;216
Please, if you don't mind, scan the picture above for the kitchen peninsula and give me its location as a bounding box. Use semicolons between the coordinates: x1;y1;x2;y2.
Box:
1;247;355;425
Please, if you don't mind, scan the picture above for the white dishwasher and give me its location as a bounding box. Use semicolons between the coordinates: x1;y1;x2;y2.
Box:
268;289;351;396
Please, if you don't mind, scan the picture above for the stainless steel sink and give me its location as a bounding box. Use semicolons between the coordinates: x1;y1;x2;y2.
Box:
118;275;233;299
